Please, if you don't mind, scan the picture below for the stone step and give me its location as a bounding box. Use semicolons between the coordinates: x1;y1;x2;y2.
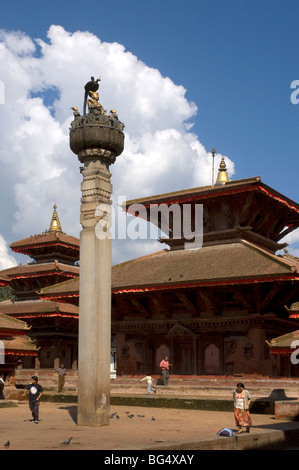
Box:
10;371;299;399
4;391;297;416
110;386;299;400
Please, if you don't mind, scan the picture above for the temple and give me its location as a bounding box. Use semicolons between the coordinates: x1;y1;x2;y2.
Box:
0;205;79;372
1;160;299;381
37;162;299;378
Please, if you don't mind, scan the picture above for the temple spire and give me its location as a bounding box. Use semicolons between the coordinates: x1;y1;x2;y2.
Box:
215;157;230;185
211;148;216;186
48;204;62;233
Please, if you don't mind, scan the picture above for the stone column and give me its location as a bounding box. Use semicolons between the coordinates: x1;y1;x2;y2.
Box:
77;155;113;426
69;80;124;426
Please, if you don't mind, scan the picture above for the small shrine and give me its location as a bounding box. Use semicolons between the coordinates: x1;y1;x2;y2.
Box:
0;205;79;370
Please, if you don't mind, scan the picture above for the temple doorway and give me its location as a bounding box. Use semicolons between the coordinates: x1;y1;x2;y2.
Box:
204;344;220;374
155;344;169;372
176;341;194;374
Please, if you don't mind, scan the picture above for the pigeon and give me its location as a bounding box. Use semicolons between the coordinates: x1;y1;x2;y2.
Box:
128;414;134;418
116;414;120;419
4;441;10;448
60;437;73;446
137;414;145;418
110;412;117;418
152;416;156;421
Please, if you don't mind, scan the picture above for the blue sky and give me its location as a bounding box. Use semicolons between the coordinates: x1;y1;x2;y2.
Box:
1;0;299;266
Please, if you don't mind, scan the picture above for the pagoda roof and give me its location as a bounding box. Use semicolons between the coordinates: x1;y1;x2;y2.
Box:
0;311;31;333
1;335;39;356
267;330;299;355
123;177;299;253
0;274;9;286
111;240;299;293
10;204;79;256
0;299;78;318
10;231;80;254
39;240;299;299
40;278;79;302
0;312;38;357
124;176;299;212
0;260;79;280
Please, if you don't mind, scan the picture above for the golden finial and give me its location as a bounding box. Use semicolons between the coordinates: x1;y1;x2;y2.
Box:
215;157;230;185
48;204;62;233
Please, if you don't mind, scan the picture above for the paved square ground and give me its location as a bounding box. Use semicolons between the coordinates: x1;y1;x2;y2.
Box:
1;401;299;450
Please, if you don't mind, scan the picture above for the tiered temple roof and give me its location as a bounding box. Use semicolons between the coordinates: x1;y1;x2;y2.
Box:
40;174;299;301
124;176;299;253
0;274;9;286
0;299;78;319
0;312;38;363
0;205;79;302
0;205;79;370
10;204;79;265
1;261;79;300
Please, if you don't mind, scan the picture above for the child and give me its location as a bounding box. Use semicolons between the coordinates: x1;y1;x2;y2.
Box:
140;374;157;395
23;376;43;423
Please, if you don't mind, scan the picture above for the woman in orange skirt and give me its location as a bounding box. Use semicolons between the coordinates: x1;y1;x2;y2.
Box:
233;383;252;433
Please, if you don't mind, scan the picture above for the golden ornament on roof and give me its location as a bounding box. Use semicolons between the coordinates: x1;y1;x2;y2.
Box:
48;204;62;233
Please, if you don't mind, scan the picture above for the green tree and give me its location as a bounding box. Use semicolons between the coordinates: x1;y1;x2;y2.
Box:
0;286;14;301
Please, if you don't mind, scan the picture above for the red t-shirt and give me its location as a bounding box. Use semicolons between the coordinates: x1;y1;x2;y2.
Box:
160;360;169;370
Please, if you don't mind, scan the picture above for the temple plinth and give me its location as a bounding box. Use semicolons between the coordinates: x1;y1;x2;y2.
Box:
69;78;124;426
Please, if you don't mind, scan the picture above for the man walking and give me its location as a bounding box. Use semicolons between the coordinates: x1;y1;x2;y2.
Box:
159;356;172;386
55;364;66;393
23;376;43;423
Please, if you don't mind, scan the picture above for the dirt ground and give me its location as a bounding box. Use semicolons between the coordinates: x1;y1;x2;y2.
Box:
1;401;299;451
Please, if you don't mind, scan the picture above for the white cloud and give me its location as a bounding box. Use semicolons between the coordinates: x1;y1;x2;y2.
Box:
282;228;299;246
0;25;235;264
0;234;16;270
0;30;36;56
278;228;299;259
